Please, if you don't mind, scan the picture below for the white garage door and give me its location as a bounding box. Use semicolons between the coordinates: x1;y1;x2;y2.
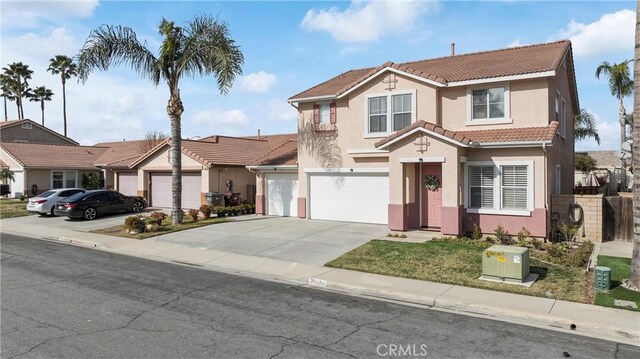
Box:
309;173;388;224
117;172;138;196
150;172;201;209
266;173;298;217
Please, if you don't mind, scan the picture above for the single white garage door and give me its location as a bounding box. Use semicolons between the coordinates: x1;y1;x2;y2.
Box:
266;173;298;217
150;172;201;209
117;172;138;196
309;173;388;224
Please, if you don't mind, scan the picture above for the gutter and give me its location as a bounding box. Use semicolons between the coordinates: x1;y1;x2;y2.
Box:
246;165;298;171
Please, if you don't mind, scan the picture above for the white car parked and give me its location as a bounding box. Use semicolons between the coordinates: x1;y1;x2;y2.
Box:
26;188;86;216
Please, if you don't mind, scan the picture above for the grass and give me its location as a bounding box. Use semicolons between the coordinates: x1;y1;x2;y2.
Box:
594;256;640;312
0;198;34;219
326;239;591;303
91;217;233;240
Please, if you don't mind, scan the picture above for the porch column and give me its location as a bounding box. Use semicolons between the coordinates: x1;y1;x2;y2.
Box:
389;161;413;231
441;153;462;236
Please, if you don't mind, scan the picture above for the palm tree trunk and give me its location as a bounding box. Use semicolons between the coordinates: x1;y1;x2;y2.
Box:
62;77;67;137
40;100;45;126
167;92;184;224
3;96;7;121
630;2;640;290
621;97;627;145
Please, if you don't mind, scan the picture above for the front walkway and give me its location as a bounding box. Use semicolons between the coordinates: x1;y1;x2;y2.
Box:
600;241;634;259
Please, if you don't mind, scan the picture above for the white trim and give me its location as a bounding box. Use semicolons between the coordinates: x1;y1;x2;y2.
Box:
466;82;510;125
449;71;556;87
399;157;445;163
476;141;552;148
246;165;298;172
363;89;416;137
287;95;336;103
465;208;532;217
376;127;470;149
303;167;389;174
347;148;389;155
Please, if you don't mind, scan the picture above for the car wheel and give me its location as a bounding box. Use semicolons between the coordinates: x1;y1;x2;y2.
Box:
132;201;144;213
83;207;97;220
50;207;56;217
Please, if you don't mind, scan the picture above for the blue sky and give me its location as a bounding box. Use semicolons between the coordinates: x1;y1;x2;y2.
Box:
0;0;635;151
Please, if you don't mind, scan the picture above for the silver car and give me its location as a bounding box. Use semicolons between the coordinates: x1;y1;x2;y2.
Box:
26;188;86;216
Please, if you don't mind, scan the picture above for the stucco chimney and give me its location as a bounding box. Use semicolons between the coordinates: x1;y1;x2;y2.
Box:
451;43;455;56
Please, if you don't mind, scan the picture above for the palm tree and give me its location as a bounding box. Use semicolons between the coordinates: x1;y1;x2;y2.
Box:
574;108;601;145
0;168;14;183
48;55;78;137
629;3;640;290
77;15;243;224
28;86;54;126
1;62;33;119
596;60;634;147
0;74;15;120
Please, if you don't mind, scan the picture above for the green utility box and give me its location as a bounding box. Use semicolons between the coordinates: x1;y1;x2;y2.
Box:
594;266;611;292
482;245;530;283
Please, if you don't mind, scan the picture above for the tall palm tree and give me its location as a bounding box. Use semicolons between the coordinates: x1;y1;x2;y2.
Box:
574;108;601;145
28;86;54;126
596;60;634;147
2;62;33;119
48;55;78;137
0;168;14;183
0;74;16;120
77;15;243;224
629;2;640;290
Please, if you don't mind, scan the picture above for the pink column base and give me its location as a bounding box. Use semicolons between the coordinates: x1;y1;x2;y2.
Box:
461;208;548;238
441;206;462;236
297;197;306;218
388;204;406;231
256;195;265;215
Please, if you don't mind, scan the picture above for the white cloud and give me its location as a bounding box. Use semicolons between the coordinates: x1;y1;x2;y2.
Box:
556;9;635;58
507;39;524;48
2;27;77;61
1;0;99;29
238;71;277;92
191;109;249;127
301;0;438;43
266;99;296;122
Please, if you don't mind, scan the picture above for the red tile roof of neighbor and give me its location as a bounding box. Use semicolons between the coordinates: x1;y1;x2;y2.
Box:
93;139;151;168
0;142;107;169
374;120;559;148
250;139;298;166
290;40;572;100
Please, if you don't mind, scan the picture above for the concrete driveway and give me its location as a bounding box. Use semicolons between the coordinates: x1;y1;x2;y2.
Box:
0;210;153;233
157;216;388;265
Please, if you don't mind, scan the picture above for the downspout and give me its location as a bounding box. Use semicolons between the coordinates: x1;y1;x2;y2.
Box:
542;143;549;239
419;158;423;228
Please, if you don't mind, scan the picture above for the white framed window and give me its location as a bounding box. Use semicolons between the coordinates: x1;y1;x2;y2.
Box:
21;122;32;129
319;103;330;124
364;89;416;137
51;170;78;189
465;161;533;216
467;84;510;125
555;164;561;194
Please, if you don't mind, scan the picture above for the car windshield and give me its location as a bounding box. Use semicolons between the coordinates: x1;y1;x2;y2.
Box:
64;191;88;202
38;191;56;198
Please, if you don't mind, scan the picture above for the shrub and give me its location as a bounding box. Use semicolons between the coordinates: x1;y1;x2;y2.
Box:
558;220;579;242
564;241;594;267
145;217;162;226
187;209;199;221
199;204;212;219
494;224;511;245
214;206;226;217
124;215;145;233
148;211;167;222
472;223;482;241
515;227;531;247
433;236;492;248
530;238;545;250
544;242;566;258
574;154;597;172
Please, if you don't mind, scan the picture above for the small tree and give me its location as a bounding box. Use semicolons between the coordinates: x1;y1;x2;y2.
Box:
574;154;598;172
139;130;168;153
81;173;102;189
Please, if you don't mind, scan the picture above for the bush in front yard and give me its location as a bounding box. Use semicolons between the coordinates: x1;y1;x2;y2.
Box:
536;241;594;267
187;209;199;222
124;215;146;233
199;204;212;219
148;211;167;222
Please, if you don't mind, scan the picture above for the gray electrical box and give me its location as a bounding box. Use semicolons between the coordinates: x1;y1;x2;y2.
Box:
482;245;530;283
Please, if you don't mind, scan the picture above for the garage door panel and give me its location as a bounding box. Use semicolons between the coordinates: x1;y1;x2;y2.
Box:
309;174;388;224
151;173;201;209
266;173;298;217
117;172;138;197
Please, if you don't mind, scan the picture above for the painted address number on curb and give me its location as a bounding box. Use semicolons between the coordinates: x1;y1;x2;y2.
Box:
308;278;327;287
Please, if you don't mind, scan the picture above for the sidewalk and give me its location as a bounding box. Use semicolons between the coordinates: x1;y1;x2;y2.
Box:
2;221;639;346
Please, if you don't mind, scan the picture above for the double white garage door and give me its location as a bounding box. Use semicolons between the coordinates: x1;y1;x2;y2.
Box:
150;172;201;209
265;172;388;224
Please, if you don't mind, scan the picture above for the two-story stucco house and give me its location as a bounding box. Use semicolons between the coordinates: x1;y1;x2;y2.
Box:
281;40;577;238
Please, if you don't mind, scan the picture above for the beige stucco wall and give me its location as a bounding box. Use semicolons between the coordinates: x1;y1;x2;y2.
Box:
208;166;257;203
551;194;603;242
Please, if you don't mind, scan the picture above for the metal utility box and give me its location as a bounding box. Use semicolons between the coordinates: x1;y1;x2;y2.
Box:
594;266;611;292
482;245;530;283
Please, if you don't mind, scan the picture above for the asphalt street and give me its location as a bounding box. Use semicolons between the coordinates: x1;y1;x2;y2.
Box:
1;233;638;359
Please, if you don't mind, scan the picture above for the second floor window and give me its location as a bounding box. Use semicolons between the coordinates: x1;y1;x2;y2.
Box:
392;94;412;131
472;87;505;120
368;96;388;133
366;90;415;135
319;103;330;124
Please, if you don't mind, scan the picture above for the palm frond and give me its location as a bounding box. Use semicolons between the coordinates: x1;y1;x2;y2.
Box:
76;25;160;84
574;108;601;145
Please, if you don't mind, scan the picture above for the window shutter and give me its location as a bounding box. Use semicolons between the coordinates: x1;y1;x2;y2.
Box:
313;105;320;125
329;103;337;124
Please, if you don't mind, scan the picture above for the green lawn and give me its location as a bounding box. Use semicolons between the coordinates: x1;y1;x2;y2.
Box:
594;256;640;312
326;239;591;303
0;198;34;219
91;217;233;239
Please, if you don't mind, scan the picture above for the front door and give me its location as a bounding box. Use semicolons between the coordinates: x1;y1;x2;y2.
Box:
421;163;442;228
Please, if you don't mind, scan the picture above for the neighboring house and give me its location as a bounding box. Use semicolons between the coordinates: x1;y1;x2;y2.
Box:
285;40;577;237
129;136;280;209
0;119;78;145
576;149;631;192
93;140;151;196
0;142;106;197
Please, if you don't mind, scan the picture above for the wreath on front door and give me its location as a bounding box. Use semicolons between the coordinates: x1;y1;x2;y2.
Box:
425;175;440;191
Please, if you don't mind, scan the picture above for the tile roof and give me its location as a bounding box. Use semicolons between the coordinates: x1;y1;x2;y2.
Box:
375;120;558;148
250;139;298;166
93;139;150;168
0;119;21;128
581;150;623;168
290;40;571;100
0;142;107;169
